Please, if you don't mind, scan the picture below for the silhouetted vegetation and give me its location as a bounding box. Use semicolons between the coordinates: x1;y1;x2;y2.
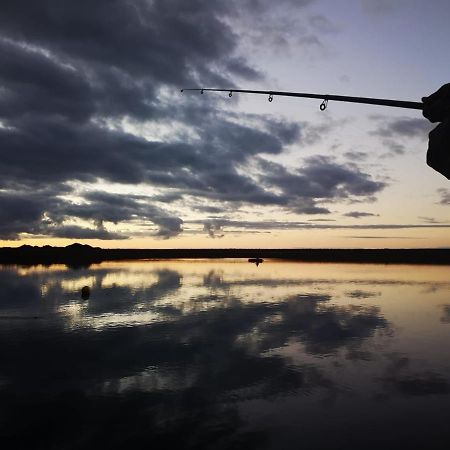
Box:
1;244;450;266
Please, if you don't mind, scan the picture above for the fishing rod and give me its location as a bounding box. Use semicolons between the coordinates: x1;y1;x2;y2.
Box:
181;88;423;111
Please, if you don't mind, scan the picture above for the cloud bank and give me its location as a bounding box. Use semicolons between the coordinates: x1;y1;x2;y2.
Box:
0;0;387;240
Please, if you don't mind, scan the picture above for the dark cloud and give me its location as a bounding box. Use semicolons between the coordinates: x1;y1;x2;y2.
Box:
46;224;126;240
0;38;94;123
369;116;433;159
0;0;389;240
187;219;450;237
343;211;379;219
0;1;242;87
225;56;263;81
62;192;185;240
296;118;344;147
203;221;225;239
258;156;386;214
380;139;406;157
0;188;184;240
237;0;314;14
438;189;450;205
0;190;54;240
0;187;126;240
370;116;432;140
231;0;325;55
418;216;449;224
344;151;369;161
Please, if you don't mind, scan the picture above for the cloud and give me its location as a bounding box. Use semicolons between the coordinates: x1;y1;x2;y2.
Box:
418;216;449;224
380;139;406;157
258;155;386;214
0;187;183;240
297;117;346;147
344;151;369;161
230;0;320;53
370;116;432;140
0;0;390;240
60;191;184;239
438;189;450;205
203;221;225;239
343;211;379;219
0;188;130;240
0;38;94;123
47;224;126;240
225;56;264;81
188;219;450;236
369;116;433;158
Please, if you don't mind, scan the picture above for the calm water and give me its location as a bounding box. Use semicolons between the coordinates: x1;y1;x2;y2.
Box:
1;260;450;449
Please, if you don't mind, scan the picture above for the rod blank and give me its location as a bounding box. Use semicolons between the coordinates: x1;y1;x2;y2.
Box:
181;88;423;111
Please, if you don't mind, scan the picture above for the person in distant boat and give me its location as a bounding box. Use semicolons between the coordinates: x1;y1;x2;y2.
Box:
422;83;450;179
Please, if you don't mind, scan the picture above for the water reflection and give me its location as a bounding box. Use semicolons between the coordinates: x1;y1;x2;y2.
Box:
1;261;450;449
440;305;450;323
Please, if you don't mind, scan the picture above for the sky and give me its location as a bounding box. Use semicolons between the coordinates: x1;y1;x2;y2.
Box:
0;0;449;249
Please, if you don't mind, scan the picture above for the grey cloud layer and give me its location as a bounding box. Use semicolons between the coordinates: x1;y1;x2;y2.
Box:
371;117;431;139
370;115;433;158
0;0;386;240
188;218;450;235
438;189;450;205
343;211;379;219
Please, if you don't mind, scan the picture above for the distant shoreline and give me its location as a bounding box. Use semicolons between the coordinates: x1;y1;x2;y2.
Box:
1;244;450;266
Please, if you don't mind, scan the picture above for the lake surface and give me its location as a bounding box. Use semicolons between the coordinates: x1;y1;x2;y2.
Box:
1;260;450;449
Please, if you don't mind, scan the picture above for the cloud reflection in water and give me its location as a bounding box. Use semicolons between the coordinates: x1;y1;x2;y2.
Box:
1;261;450;449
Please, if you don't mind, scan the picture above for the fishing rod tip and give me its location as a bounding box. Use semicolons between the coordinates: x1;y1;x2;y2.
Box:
180;89;184;93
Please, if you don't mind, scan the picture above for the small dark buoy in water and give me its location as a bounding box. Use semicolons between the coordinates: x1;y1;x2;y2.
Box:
248;257;263;267
81;286;90;300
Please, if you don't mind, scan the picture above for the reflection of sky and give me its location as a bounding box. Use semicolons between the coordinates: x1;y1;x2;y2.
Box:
1;260;450;448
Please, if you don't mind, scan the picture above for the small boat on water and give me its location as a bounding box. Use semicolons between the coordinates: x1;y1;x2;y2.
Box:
248;257;264;266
